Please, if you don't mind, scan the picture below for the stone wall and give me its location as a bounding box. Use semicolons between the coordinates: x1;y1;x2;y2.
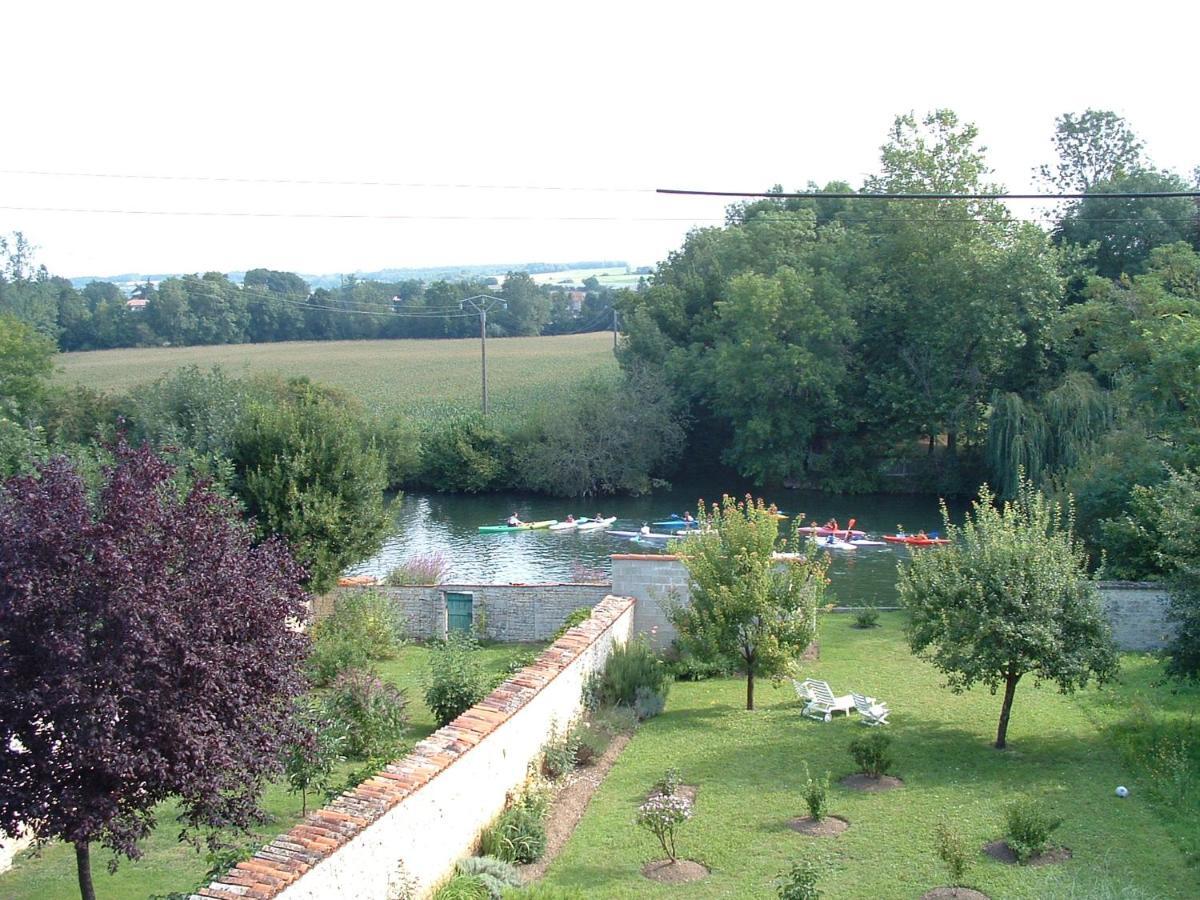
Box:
613;555;1175;653
1097;581;1174;651
326;583;612;642
192;595;636;900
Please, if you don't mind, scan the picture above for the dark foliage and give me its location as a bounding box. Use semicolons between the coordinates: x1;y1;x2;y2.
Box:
0;445;309;896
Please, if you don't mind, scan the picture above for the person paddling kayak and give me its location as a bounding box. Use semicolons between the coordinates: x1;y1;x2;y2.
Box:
507;512;523;527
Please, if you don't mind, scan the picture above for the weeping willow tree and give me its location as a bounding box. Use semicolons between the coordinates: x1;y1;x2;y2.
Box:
986;373;1114;497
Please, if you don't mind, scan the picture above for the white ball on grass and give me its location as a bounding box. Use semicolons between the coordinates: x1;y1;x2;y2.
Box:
1115;785;1129;798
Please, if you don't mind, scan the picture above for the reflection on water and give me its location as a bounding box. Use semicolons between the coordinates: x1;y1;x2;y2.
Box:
350;484;958;605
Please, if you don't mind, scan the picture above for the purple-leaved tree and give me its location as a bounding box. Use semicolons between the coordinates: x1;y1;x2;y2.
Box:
0;444;309;900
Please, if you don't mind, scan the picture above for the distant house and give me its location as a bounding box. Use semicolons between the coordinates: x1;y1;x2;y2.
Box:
567;291;586;313
125;297;149;311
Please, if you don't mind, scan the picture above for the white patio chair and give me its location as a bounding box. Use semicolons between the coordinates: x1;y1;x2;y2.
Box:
792;678;820;703
802;680;855;722
852;692;890;726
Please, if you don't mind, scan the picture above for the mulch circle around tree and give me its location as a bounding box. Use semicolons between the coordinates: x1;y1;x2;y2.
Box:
642;859;710;883
982;840;1073;866
838;773;904;792
921;888;991;899
787;814;849;836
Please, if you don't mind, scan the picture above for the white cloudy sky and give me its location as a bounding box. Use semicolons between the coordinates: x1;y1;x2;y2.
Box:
1;1;1196;279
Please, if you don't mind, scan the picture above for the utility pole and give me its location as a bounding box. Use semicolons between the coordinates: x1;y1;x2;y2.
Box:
460;294;507;416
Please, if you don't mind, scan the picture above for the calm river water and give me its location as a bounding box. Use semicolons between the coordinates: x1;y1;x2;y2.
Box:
351;484;957;606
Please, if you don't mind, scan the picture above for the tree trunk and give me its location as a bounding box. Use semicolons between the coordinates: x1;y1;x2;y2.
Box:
746;670;755;711
995;671;1021;749
927;433;936;454
75;841;96;900
946;430;958;456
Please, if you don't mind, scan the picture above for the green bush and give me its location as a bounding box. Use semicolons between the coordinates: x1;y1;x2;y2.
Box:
1004;798;1063;862
593;636;670;719
801;764;829;821
365;414;421;490
651;766;683;797
425;632;489;727
306;629;372;687
776;859;821;899
551;607;593;643
455;856;521;900
540;725;580;780
307;590;406;687
324;669;408;759
934;817;970;886
662;640;736;681
479;795;548;864
852;606;880;628
572;706;633;766
432;874;490;900
420;418;513;493
848;731;893;779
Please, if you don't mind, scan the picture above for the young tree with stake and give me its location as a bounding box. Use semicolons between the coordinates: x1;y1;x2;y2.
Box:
671;495;825;710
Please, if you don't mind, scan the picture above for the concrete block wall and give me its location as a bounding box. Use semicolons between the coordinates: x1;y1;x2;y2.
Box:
613;556;1176;654
1096;582;1174;651
192;595;636;900
611;554;689;647
331;583;612;642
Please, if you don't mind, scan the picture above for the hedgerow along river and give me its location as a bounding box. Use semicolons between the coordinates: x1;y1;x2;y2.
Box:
350;484;959;607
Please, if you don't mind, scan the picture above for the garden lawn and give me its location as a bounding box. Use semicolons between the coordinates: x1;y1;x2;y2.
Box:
543;613;1196;899
0;641;542;900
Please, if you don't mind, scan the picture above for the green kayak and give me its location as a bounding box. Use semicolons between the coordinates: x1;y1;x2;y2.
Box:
477;519;558;533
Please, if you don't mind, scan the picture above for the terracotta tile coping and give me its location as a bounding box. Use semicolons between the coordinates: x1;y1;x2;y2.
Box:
191;594;636;900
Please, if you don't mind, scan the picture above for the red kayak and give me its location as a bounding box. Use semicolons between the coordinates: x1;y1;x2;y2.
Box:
795;518;865;539
883;534;949;546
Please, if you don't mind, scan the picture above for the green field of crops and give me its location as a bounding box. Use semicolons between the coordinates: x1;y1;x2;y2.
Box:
55;332;618;424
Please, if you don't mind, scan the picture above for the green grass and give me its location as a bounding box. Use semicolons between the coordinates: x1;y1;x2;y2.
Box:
542;613;1197;899
0;641;543;900
54;332;617;425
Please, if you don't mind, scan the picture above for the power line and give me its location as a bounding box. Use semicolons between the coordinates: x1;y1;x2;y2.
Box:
0;204;705;222
3;204;1194;226
659;188;1200;200
0;168;651;193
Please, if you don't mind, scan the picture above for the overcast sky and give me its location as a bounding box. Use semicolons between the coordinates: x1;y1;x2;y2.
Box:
2;1;1196;279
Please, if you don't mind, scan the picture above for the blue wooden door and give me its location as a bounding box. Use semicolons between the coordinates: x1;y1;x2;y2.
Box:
446;592;473;633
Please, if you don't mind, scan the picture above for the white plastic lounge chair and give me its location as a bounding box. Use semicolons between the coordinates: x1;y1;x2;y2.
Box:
802;680;855;722
852;692;890;726
792;678;820;703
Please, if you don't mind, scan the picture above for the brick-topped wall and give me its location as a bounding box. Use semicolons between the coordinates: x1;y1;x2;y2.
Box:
192;594;636;900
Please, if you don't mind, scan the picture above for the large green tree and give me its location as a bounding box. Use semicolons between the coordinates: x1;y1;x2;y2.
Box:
230;378;391;592
0;313;56;416
671;495;825;710
899;481;1118;749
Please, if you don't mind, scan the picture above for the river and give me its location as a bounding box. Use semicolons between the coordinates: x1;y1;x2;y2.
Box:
350;484;957;607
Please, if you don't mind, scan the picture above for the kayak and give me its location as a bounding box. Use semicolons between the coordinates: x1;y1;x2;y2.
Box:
883;534;949;546
796;525;867;538
817;536;857;551
575;516;616;532
549;517;591;531
849;538;887;547
652;515;700;529
478;520;558;533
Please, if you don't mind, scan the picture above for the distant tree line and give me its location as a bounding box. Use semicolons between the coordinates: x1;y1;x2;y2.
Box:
0;252;625;351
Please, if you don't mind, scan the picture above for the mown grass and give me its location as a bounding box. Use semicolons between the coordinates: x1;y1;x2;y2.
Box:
0;642;542;900
542;613;1197;899
54;333;617;426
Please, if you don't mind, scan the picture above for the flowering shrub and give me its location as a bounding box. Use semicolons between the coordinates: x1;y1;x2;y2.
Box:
636;792;693;861
385;551;452;585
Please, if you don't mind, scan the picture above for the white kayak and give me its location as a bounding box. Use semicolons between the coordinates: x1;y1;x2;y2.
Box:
575;516;616;532
549;517;590;531
849;538;887;547
818;536;858;551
